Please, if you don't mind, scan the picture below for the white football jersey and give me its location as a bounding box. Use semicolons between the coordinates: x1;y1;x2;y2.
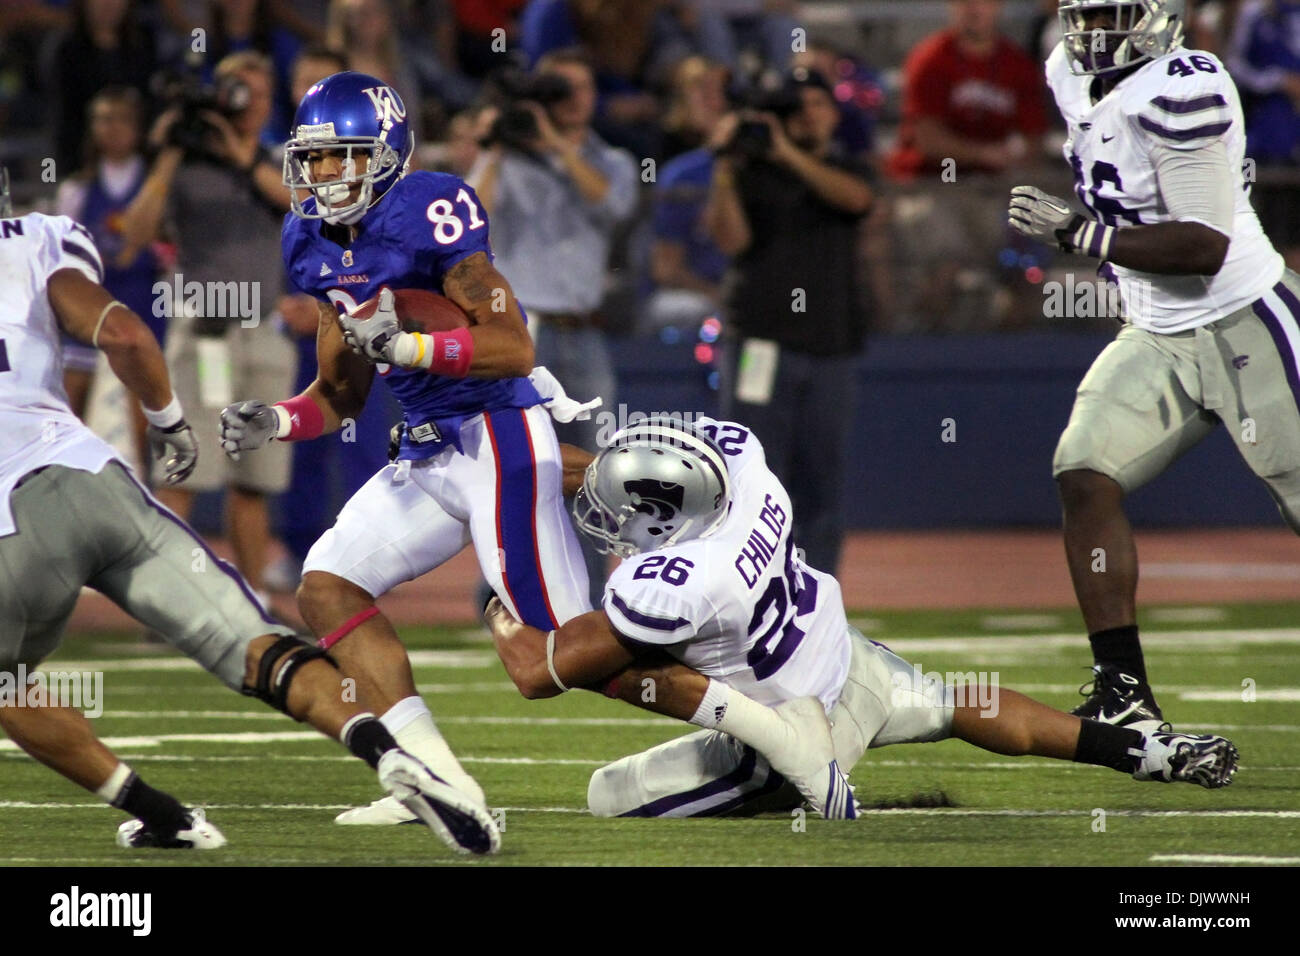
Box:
0;212;119;536
1046;43;1283;332
601;417;852;711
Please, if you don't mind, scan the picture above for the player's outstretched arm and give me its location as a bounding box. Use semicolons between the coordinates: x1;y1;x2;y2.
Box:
48;268;197;484
220;300;374;458
49;269;171;411
486;601;634;699
484;597;737;722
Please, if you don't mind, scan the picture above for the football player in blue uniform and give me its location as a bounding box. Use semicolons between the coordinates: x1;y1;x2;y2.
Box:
219;72;596;823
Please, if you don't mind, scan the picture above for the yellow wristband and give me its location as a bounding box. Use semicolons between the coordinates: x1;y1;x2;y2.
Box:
414;333;427;367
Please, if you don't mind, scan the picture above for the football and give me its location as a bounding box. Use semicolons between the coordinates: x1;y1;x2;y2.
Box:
352;287;473;333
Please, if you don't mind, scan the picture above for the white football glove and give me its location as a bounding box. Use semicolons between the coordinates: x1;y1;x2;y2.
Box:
337;287;404;364
1010;185;1118;260
529;366;603;423
1008;186;1086;244
147;419;198;485
220;399;279;461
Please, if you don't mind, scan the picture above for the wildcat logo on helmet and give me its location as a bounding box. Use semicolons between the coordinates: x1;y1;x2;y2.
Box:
624;479;686;522
363;86;407;126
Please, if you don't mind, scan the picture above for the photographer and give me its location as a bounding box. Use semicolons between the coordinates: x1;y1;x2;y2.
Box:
706;67;873;578
119;50;294;603
468;47;638;604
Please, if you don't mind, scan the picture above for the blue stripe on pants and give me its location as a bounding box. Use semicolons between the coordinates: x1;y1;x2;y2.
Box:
485;409;558;631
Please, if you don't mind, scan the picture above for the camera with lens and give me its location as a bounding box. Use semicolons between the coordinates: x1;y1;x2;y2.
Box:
480;66;573;154
150;62;251;159
722;74;807;159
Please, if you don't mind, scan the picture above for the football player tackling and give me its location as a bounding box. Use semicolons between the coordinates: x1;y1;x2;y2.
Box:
1009;1;1300;727
219;73;838;827
485;418;1237;817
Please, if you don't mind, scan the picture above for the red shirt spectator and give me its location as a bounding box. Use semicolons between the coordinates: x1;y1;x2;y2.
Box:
452;0;527;38
889;28;1047;179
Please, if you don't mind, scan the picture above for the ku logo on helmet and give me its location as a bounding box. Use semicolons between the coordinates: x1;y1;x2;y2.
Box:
363;86;407;126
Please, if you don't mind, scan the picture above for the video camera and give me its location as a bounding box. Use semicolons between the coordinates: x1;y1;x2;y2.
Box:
480;66;573;154
150;59;251;159
722;70;814;159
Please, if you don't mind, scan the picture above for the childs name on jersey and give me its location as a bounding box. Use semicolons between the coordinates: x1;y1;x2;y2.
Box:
734;493;788;589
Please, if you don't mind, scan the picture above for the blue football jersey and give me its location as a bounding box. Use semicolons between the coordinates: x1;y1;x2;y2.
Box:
282;170;542;459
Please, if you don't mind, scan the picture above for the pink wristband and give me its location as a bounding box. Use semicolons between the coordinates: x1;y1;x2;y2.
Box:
275;395;325;441
428;327;474;378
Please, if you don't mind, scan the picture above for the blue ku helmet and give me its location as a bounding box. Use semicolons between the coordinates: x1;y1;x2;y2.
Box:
283;71;414;225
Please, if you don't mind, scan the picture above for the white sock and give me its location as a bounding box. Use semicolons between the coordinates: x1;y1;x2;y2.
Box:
689;680;790;756
95;762;132;804
380;696;484;804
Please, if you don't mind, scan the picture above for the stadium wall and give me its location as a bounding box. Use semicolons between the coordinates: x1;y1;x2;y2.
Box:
612;332;1284;529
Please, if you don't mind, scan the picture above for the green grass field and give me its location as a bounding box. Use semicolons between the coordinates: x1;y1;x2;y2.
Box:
3;601;1297;866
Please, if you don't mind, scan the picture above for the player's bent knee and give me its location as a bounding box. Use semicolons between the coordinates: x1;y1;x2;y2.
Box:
242;634;338;717
1056;468;1123;510
298;571;372;619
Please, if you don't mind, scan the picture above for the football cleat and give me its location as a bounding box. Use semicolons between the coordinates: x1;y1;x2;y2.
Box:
335;794;418;826
115;807;227;849
767;697;858;820
1134;731;1239;788
377;750;500;854
1071;664;1164;727
337;762;485;826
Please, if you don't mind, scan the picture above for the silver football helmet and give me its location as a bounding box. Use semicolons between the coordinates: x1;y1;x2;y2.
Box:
1059;0;1185;76
574;417;731;558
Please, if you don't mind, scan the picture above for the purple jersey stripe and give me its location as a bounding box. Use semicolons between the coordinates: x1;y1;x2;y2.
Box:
1150;94;1228;114
608;591;691;633
620;746;760;817
1137;115;1232;143
1252;290;1300;417
61;238;104;282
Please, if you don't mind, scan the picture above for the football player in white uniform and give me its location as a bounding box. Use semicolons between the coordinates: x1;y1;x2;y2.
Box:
0;174;499;854
485;417;1238;817
1009;0;1300;727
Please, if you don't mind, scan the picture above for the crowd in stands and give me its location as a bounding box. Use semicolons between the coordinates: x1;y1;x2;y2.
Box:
2;0;1299;591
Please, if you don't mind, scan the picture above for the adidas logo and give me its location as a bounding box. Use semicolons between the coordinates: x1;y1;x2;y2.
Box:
319;262;332;277
713;704;727;724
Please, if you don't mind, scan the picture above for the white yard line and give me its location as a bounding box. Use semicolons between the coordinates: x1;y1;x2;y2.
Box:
1150;853;1300;865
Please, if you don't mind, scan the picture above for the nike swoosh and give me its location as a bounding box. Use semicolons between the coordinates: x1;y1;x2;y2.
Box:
1101;700;1143;724
1101;134;1115;143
